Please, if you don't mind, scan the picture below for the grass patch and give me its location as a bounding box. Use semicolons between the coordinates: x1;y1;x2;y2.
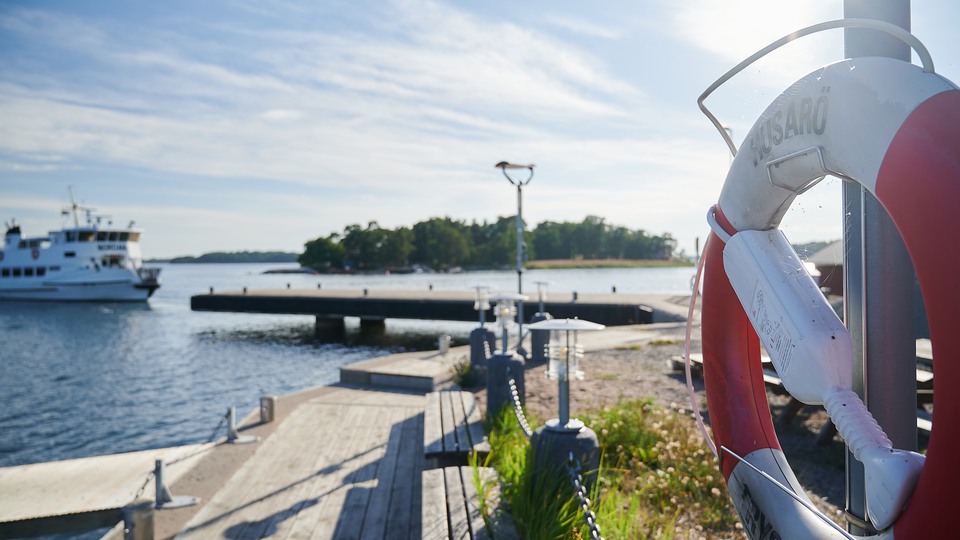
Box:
450;357;482;388
484;399;739;538
615;344;644;351
647;339;677;346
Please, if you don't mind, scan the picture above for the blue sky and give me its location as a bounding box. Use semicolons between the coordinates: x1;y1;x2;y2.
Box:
1;0;958;258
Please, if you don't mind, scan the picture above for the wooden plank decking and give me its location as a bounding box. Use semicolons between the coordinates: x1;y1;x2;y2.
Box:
176;387;426;539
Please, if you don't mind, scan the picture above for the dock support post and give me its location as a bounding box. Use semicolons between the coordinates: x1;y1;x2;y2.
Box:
122;501;154;540
469;327;495;375
314;315;346;338
487;352;525;419
226;406;259;444
531;427;600;492
154;460;200;510
528;311;553;366
260;395;278;423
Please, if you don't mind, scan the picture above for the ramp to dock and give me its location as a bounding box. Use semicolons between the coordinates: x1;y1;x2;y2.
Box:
0;443;211;537
176;387;425;539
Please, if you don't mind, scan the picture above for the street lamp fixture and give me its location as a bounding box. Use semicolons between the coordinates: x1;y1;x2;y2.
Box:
528;318;605;432
472;285;491;326
496;161;535;353
488;292;528;355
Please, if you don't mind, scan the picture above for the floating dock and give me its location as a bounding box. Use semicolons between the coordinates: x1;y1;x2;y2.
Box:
190;289;691;327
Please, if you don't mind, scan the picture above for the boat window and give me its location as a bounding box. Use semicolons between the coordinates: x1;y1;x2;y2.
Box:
24;267;33;277
108;232;119;241
1;268;8;277
65;251;76;258
119;232;129;241
18;241;26;249
12;268;21;277
96;231;107;241
65;231;77;242
37;267;46;277
78;231;95;242
129;232;141;242
49;266;60;271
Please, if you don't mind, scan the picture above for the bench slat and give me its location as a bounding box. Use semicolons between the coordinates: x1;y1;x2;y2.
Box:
425;393;444;457
440;391;457;456
450;390;471;453
459;466;490;540
460;392;490;454
445;466;471;539
422;468;449;539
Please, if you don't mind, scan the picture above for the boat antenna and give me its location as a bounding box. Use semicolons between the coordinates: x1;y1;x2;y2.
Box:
67;186;80;228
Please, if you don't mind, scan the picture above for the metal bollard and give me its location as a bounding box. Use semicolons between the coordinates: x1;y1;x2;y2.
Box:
227;406;259;444
122;500;154;540
439;335;451;355
155;460;200;510
260;395;278;423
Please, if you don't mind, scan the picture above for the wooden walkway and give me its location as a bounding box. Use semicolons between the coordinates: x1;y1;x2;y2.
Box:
176;387;426;539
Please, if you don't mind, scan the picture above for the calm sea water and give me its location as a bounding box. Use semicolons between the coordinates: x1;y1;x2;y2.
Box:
0;263;693;468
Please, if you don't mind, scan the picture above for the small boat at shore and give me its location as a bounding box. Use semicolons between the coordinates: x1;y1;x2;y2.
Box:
0;193;161;301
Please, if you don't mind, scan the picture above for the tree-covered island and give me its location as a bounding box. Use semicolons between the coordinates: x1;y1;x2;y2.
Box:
300;215;681;273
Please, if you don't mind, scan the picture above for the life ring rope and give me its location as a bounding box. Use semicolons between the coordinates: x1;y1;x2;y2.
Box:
698;18;935;160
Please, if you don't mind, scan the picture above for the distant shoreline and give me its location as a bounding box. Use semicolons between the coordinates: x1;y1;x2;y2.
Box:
525;258;693;269
147;256;692;271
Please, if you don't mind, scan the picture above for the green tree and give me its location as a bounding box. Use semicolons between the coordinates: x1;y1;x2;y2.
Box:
299;234;345;270
412;217;471;269
381;227;414;268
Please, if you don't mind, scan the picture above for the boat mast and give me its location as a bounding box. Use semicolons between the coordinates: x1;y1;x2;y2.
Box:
67;186;80;229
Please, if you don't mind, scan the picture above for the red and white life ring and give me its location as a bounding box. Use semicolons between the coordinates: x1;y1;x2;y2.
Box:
702;56;960;538
31;247;39;260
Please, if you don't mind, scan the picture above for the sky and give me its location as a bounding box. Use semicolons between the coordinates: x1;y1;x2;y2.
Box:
1;0;958;259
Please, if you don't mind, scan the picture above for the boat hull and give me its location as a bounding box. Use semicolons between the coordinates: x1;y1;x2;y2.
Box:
0;278;157;302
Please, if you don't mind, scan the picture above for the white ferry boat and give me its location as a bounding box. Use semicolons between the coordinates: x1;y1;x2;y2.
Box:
0;197;161;301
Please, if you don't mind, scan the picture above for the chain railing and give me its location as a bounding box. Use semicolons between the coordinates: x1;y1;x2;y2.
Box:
567;452;604;540
127;410;230;505
506;368;532;439
502;367;605;538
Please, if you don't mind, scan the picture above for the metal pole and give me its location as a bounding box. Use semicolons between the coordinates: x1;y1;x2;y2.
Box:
558;331;570;427
843;0;914;533
516;183;525;352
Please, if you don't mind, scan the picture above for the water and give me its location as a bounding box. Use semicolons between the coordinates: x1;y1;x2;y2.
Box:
0;263;693;468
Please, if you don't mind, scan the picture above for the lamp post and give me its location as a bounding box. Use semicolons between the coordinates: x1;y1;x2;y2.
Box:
485;293;529;419
527;317;605;488
469;285;496;372
496;161;535;355
529;281;554;366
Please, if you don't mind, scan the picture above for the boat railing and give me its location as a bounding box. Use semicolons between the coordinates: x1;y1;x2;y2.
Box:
138;267;161;282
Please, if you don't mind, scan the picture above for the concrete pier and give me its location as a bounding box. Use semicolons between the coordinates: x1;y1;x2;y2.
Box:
191;289;690;327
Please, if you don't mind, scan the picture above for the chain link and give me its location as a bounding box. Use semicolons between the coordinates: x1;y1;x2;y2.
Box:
206;412;228;443
131;472;153;502
567;452;604;540
506;368;532;439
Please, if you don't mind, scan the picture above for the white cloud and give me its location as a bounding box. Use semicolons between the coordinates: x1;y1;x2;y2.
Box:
544;15;621;40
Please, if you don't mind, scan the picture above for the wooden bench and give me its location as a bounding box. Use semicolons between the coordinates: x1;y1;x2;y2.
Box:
424;390;491;467
421;466;518;540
